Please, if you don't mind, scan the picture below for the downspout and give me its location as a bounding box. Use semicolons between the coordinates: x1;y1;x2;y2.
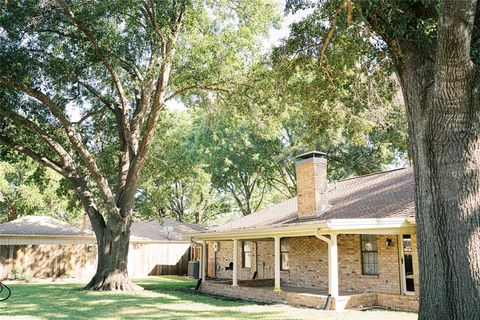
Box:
314;229;331;244
253;241;258;279
190;238;203;245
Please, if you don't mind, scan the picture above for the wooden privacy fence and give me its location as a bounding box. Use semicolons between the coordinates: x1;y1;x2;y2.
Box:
0;243;96;280
0;239;192;280
128;242;191;278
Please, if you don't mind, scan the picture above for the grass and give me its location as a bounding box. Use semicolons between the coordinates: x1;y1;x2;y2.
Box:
0;276;417;320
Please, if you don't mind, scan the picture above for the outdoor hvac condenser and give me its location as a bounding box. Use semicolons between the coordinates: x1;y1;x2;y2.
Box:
188;261;200;279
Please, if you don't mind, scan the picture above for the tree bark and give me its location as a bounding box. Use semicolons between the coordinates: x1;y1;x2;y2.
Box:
389;11;480;320
400;56;480;320
363;0;480;318
84;213;142;291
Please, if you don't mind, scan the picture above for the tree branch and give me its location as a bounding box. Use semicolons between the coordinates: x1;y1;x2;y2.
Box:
57;0;133;169
119;3;187;215
71;104;111;125
164;83;233;102
0;132;106;238
436;0;477;71
130;45;160;154
77;79;117;110
253;180;267;212
117;56;144;82
0;136;65;176
434;0;477;112
0;76;118;213
0;108;78;167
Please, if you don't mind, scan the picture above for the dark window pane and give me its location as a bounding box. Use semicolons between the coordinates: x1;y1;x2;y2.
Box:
361;235;379;275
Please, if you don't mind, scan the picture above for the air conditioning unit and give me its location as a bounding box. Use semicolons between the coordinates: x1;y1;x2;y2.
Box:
213;242;220;252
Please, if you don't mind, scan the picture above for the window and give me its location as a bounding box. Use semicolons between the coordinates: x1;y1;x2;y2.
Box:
361;235;378;275
193;246;201;261
242;241;252;268
281;238;290;271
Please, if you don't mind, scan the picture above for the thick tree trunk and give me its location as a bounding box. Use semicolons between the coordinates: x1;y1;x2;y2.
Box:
84;214;142;291
397;49;480;319
362;0;480;317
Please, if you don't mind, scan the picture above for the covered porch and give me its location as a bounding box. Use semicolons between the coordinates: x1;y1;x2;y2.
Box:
193;218;419;311
199;278;417;311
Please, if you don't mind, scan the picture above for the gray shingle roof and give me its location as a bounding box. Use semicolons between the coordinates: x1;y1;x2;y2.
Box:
0;215;93;237
212;167;414;232
212;198;298;232
130;218;206;242
0;215;206;242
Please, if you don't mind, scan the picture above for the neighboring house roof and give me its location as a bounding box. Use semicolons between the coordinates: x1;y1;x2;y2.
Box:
211;167;414;233
130;218;206;242
0;215;93;237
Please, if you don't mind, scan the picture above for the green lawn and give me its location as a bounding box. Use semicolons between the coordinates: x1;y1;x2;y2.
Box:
0;276;417;320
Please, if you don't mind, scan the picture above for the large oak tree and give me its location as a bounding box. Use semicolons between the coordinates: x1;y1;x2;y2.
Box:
0;0;277;291
285;0;480;318
366;2;480;318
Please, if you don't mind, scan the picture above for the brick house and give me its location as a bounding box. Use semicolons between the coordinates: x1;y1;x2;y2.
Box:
188;151;419;311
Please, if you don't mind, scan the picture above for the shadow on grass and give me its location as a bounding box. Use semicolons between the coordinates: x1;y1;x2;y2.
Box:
0;276;286;320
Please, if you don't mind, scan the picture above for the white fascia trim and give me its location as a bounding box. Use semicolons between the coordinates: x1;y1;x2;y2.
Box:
187;223;328;240
0;234;192;245
129;240;191;244
0;234;95;240
188;217;415;241
325;218;413;230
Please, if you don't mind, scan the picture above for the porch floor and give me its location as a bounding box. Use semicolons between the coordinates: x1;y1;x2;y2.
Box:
281;285;359;297
200;279;418;311
205;278;360;297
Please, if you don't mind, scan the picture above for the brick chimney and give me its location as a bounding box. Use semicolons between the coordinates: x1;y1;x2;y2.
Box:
295;151;328;218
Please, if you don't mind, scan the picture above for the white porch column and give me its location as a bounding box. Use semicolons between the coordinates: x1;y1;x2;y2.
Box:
201;240;207;281
274;236;281;291
328;234;339;297
232;239;238;286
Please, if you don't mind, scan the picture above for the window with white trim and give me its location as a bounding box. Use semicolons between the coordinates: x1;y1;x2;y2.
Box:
242;241;252;268
361;235;378;275
281;238;290;271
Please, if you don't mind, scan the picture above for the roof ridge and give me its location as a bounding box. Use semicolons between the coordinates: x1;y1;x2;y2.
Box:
332;166;410;184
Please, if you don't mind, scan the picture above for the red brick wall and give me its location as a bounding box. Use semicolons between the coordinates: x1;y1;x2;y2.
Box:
337;234;401;294
207;233;418;296
200;281;419;311
281;236;329;290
